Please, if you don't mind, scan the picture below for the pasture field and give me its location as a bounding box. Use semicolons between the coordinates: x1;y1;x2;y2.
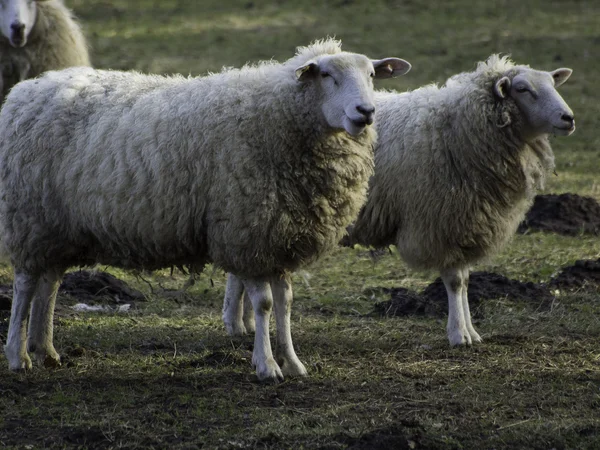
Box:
1;0;600;448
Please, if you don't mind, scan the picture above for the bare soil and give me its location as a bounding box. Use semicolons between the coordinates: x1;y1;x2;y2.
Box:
549;258;600;292
518;193;600;236
59;270;145;304
376;271;555;318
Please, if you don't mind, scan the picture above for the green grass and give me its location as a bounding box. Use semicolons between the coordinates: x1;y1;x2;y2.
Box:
2;0;600;448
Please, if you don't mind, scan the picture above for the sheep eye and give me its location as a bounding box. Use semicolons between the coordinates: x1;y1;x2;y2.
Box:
321;72;330;78
369;72;375;78
515;85;528;93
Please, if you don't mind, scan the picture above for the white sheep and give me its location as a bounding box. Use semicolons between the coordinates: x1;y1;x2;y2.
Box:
0;0;89;103
223;55;575;360
0;38;410;382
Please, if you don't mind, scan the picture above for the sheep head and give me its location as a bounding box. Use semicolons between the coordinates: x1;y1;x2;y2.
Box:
296;53;410;137
493;66;575;141
0;0;38;48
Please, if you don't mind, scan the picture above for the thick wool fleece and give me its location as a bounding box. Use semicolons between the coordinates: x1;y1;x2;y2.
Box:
351;55;554;270
0;0;90;101
0;39;374;277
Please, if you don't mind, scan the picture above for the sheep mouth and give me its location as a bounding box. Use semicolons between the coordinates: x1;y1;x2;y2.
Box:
9;35;26;48
554;124;576;136
351;118;368;128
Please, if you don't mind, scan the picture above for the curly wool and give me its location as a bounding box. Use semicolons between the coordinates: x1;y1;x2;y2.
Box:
351;55;554;270
0;39;374;277
0;0;90;102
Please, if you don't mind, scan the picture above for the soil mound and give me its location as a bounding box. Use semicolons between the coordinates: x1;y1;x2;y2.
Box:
549;259;600;292
59;270;145;304
376;271;555;318
518;193;600;236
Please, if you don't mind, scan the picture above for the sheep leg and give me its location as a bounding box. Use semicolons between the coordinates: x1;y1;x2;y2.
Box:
461;268;482;343
242;278;283;382
4;270;39;371
272;274;307;377
242;291;255;333
27;269;64;368
441;267;471;346
223;273;247;336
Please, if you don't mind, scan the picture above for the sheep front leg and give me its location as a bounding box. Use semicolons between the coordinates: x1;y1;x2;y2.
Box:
28;269;64;368
5;270;39;371
242;278;283;382
441;267;471;346
271;274;307;377
461;268;482;343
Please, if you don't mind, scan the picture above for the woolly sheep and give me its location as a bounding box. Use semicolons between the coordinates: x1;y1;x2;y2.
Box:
223;55;575;363
0;0;89;104
0;38;410;382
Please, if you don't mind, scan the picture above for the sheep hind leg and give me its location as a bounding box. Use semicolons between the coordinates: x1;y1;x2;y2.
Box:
461;268;482;343
223;273;247;336
243;278;283;382
242;291;255;334
28;269;64;368
4;270;39;371
441;267;471;346
272;274;307;377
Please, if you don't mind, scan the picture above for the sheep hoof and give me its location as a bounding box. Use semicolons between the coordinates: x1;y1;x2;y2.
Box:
8;354;32;372
448;329;471;347
281;360;308;378
255;358;284;383
224;321;248;336
31;347;61;368
43;353;62;369
468;329;483;343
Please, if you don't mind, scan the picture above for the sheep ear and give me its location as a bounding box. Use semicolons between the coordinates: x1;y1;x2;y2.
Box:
551;68;572;87
295;61;318;81
372;58;412;79
494;76;511;99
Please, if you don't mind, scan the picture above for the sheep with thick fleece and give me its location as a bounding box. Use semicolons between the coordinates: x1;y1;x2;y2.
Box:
0;38;410;381
224;55;575;358
0;0;89;103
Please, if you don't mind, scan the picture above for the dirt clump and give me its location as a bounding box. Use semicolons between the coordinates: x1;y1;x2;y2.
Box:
548;259;600;292
518;193;600;236
376;271;555;318
59;270;145;304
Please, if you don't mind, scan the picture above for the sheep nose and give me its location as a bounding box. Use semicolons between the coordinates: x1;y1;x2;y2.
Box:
356;105;375;125
561;113;574;126
10;23;25;34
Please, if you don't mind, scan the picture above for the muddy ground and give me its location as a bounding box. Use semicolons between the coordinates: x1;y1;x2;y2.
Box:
518;193;600;236
377;258;600;318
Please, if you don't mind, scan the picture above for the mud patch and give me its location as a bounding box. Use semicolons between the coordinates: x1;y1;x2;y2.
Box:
548;259;600;292
376;271;555;318
518;193;600;236
59;270;145;304
337;425;416;450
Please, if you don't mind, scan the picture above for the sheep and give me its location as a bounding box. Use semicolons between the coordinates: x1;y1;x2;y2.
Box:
0;0;89;104
223;55;575;360
0;38;411;381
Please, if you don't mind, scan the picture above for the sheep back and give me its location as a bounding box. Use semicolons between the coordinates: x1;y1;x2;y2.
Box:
0;42;374;277
352;57;554;271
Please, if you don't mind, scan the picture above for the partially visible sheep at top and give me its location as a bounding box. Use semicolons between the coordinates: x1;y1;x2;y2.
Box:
0;0;90;103
0;38;410;382
224;55;575;358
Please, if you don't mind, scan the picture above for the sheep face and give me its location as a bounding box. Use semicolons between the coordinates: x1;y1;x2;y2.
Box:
493;67;575;141
0;0;37;48
296;53;410;136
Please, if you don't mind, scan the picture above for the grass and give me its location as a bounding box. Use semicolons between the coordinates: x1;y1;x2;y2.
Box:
2;0;600;448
